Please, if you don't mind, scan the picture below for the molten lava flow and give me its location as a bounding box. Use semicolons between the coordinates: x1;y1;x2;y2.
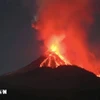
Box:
40;44;71;68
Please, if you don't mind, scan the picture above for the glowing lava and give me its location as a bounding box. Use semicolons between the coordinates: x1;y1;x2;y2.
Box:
40;44;71;68
33;0;100;75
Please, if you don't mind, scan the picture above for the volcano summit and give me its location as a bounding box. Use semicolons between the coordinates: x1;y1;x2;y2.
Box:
40;44;71;68
40;51;71;68
0;56;100;99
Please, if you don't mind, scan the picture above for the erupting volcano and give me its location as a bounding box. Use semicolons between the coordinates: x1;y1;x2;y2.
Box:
32;0;100;75
40;44;71;68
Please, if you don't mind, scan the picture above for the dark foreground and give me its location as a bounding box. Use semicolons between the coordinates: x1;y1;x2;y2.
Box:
0;65;100;100
0;89;100;100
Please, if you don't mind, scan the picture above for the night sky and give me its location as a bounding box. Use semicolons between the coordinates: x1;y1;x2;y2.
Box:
0;0;100;75
0;0;41;75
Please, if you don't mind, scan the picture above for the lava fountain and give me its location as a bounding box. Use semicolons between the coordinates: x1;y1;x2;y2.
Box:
40;44;71;68
32;0;100;75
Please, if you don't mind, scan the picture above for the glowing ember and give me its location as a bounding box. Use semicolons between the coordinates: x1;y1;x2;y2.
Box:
40;44;71;68
97;74;100;78
51;44;57;52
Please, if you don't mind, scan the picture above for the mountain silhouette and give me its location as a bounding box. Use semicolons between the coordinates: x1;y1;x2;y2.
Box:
0;56;100;99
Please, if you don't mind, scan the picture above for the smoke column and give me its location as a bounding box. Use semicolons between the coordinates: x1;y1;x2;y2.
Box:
33;0;99;75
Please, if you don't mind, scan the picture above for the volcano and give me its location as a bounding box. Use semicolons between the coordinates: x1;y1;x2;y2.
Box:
0;55;100;99
40;51;71;68
39;44;71;68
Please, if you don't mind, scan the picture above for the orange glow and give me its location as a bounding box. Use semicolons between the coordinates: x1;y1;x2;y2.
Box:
50;44;70;64
50;44;57;52
40;43;71;68
33;0;100;75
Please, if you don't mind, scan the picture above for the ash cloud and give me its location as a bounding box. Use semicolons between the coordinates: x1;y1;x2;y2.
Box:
32;0;100;75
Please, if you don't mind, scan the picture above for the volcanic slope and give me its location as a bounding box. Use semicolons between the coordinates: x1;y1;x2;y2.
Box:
0;56;100;99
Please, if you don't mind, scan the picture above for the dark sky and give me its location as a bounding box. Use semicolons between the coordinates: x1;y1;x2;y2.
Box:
0;0;41;75
0;0;100;75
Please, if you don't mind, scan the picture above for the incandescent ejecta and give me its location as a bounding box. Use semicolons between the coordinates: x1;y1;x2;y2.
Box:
40;44;71;68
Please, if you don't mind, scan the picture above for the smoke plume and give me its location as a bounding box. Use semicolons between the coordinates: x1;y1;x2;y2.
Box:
33;0;99;75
